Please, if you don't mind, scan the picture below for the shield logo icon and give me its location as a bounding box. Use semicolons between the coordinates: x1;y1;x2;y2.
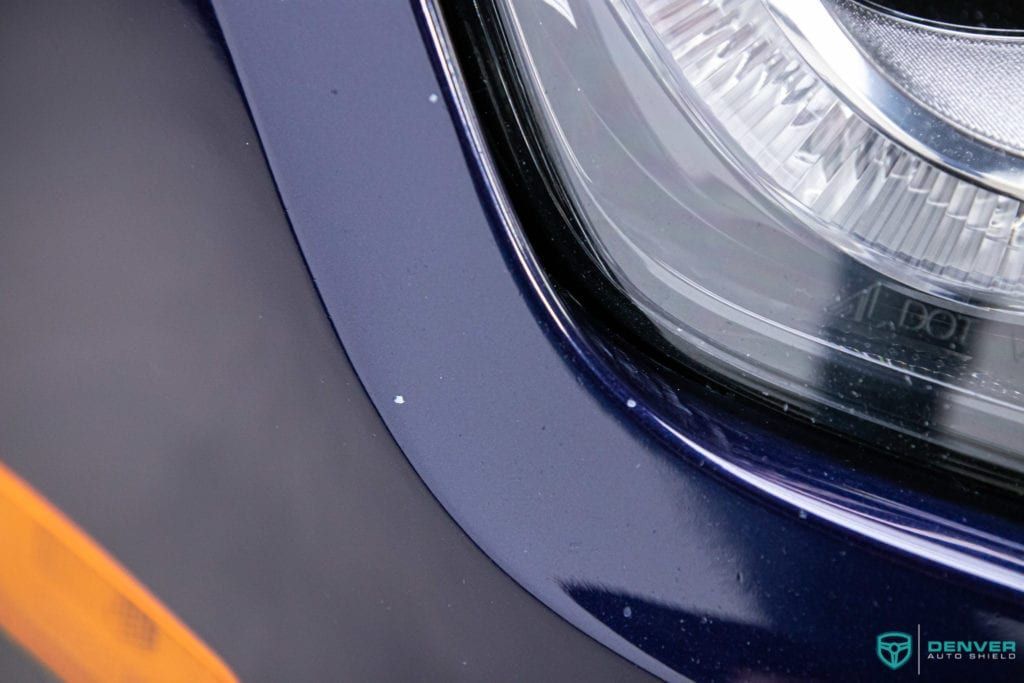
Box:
876;632;913;670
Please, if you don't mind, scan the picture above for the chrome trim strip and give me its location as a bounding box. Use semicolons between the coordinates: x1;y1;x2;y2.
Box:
766;0;1024;200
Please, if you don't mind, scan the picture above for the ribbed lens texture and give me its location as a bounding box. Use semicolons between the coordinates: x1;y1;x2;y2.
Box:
637;0;1024;296
833;0;1024;155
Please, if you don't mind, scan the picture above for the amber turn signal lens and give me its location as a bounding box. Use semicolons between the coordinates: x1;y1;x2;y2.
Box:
0;461;238;683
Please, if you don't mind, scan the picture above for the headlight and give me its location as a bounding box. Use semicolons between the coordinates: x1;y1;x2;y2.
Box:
463;0;1024;477
634;0;1024;300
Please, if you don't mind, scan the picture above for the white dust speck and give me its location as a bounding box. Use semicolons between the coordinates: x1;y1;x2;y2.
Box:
393;395;405;405
626;398;637;409
623;606;633;618
428;93;439;103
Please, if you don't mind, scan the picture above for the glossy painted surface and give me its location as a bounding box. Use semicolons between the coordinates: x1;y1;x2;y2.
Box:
215;1;1024;680
0;1;647;680
432;0;1024;593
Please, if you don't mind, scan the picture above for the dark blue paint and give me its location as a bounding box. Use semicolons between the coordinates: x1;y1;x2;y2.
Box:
213;1;1024;679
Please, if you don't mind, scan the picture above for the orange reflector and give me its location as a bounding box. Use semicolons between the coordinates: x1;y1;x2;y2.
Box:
0;461;238;682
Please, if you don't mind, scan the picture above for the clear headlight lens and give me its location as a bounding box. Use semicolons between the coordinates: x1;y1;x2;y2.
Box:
496;0;1024;473
632;0;1024;300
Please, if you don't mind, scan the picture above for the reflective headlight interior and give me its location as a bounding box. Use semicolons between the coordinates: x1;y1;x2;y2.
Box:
497;0;1024;474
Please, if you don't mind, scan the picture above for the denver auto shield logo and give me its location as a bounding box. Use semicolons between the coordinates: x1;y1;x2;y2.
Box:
877;631;913;670
875;628;1017;674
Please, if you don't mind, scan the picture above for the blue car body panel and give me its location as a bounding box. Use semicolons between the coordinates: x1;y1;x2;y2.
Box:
214;1;1024;679
0;2;649;680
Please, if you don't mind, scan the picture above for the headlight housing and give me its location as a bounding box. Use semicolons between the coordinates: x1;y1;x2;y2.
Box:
459;0;1024;479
